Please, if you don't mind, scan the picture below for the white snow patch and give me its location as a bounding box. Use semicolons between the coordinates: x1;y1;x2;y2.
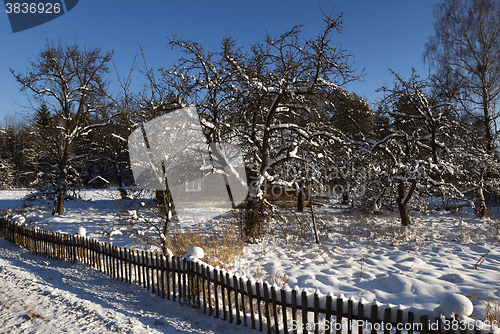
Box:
439;294;474;317
184;247;205;260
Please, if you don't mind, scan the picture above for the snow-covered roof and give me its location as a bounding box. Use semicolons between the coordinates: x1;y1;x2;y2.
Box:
87;176;110;184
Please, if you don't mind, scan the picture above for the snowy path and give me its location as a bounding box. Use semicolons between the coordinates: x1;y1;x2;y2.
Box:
0;238;256;334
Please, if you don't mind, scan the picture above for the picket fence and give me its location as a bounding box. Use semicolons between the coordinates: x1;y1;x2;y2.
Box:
0;218;479;334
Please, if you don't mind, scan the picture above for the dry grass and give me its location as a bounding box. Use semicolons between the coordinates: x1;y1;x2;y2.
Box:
468;292;500;324
165;220;244;269
247;265;290;288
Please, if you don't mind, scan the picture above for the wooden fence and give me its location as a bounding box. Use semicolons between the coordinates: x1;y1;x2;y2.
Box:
0;218;484;334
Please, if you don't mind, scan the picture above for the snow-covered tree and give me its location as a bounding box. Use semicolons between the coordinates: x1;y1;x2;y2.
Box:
11;41;114;215
222;14;364;239
371;70;461;225
159;12;365;239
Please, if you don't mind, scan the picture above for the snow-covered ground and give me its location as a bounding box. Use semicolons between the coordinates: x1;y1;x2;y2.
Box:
0;236;258;333
1;188;500;329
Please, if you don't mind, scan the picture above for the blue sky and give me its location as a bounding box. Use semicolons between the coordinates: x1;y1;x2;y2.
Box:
0;0;439;125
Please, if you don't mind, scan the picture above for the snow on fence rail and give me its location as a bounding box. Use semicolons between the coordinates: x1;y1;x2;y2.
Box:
0;218;493;334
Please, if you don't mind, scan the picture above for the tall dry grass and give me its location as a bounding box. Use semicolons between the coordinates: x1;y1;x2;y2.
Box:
165;220;244;269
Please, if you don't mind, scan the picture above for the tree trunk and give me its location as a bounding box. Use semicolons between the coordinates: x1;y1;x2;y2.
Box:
157;168;175;255
397;180;417;227
116;167;129;199
157;188;174;255
397;196;411;227
52;185;66;215
477;181;487;217
244;198;264;241
117;186;128;200
297;183;304;212
52;168;67;215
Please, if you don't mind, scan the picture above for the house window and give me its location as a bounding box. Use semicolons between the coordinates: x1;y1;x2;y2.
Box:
185;179;202;192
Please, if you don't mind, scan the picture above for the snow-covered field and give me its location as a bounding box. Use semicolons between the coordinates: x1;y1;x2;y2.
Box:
1;188;500;331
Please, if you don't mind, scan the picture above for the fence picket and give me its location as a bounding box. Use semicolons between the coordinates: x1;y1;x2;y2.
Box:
226;272;233;324
314;292;320;334
172;257;177;302
129;249;133;284
200;263;206;313
337;297;343;334
281;288;288;334
150;252;154;294
179;257;185;304
271;286;279;334
325;294;332;334
358;301;365;334
156;254;161;297
291;288;298;334
397;309;403;334
384;308;391;334
205;265;211;315
233;275;241;325
214;268;220;319
247;279;255;329
301;290;307;334
165;255;171;300
348;299;353;334
421;315;429;334
195;262;201;309
264;283;271;334
241;276;247;327
256;280;263;332
221;269;227;320
160;254;166;298
408;311;415;334
370;305;378;334
120;247;125;282
142;251;147;289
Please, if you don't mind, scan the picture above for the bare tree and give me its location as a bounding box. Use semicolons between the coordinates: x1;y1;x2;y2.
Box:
424;0;500;157
11;41;113;215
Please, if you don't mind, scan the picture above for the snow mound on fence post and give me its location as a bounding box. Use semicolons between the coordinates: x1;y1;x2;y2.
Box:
76;227;86;238
184;247;204;260
439;294;473;317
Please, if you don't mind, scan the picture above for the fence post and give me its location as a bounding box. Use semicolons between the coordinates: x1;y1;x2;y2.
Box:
358;301;365;334
347;299;353;334
301;289;307;334
370;304;378;334
384;308;391;334
247;279;255;329
264;282;271;334
214;268;220;319
281;288;288;334
337;297;343;334
72;235;77;263
314;292;320;334
271;286;279;334
205;265;211;315
227;272;233;324
291;288;298;334
233;275;241;325
256;280;263;332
